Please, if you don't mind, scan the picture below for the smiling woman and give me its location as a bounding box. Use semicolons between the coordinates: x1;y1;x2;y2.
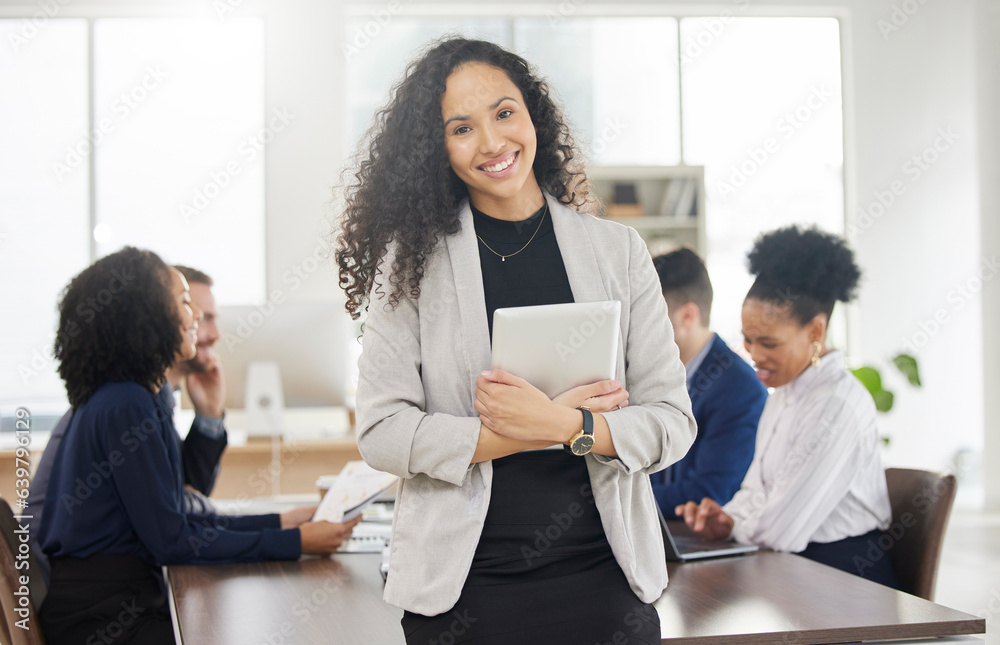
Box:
336;38;696;644
37;247;360;645
440;63;543;220
676;226;900;590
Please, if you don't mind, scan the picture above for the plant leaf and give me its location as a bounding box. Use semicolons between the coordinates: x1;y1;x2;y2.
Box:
892;353;922;387
851;366;883;394
873;389;894;413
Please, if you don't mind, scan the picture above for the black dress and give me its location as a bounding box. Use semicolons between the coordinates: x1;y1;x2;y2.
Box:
401;204;661;645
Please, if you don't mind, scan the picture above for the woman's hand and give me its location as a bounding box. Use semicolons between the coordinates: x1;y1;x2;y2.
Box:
298;516;363;555
475;369;573;443
674;498;735;541
280;506;318;529
552;379;629;413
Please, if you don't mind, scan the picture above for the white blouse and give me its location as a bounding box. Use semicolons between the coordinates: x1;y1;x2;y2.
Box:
724;350;892;553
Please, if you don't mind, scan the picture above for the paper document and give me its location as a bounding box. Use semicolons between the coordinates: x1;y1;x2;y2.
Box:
312;461;397;523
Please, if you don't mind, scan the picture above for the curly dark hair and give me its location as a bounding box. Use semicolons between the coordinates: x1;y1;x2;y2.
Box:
745;225;861;326
54;247;183;408
335;37;590;319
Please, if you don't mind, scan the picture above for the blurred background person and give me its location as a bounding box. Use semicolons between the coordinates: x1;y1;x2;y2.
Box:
166;265;228;511
28;265;230;585
650;248;767;518
38;247;358;644
675;226;899;589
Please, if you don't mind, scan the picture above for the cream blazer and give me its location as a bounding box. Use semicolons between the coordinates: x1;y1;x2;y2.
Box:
355;193;696;616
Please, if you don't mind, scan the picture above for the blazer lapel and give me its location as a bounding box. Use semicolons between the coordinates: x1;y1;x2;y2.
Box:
547;194;610;303
444;201;492;382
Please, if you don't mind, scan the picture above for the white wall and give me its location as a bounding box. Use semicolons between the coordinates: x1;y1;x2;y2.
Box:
842;0;983;478
975;0;1000;509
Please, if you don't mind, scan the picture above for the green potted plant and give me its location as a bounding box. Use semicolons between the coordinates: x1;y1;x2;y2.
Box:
851;353;921;444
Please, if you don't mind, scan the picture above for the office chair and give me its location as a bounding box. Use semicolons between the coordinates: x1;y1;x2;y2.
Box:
0;497;47;645
884;468;957;601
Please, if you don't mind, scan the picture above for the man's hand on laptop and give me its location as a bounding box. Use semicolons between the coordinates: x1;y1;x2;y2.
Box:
553;379;629;413
675;498;735;541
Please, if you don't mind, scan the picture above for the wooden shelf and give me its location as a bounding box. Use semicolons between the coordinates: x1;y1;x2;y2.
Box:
589;165;707;257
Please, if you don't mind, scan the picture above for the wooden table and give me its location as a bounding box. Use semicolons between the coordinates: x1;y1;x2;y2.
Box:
167;551;985;645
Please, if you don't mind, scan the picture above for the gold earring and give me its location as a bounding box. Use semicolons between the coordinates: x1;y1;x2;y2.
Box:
811;341;822;368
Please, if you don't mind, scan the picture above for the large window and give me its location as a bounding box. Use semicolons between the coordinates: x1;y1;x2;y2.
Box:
680;17;845;346
344;13;845;348
0;20;90;410
0;17;265;410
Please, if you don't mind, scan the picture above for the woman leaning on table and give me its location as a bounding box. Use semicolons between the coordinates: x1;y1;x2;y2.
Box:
37;247;359;645
676;226;900;589
336;38;696;644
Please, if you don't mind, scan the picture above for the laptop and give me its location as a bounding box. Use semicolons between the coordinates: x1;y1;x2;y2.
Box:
656;503;759;561
491;301;621;399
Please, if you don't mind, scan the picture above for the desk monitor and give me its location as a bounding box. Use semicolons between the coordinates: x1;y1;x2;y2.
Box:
216;303;351;410
491;300;621;399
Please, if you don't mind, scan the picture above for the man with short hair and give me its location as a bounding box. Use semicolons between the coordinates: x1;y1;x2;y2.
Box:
168;265;228;501
650;248;767;518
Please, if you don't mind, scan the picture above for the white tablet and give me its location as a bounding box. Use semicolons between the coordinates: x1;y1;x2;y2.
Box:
491;301;621;399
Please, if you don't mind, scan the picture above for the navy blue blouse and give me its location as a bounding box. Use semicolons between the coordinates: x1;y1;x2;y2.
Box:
38;382;300;565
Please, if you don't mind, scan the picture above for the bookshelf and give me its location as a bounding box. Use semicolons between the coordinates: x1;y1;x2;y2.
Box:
588;165;707;259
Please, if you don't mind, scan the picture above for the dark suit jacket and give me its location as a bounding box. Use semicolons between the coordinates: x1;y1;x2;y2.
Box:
652;334;767;517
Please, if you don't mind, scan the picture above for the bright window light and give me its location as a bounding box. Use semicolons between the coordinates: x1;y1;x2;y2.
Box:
681;17;845;347
0;19;90;409
93;18;266;305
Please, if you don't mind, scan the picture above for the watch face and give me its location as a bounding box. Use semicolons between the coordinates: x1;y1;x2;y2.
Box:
571;434;596;456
